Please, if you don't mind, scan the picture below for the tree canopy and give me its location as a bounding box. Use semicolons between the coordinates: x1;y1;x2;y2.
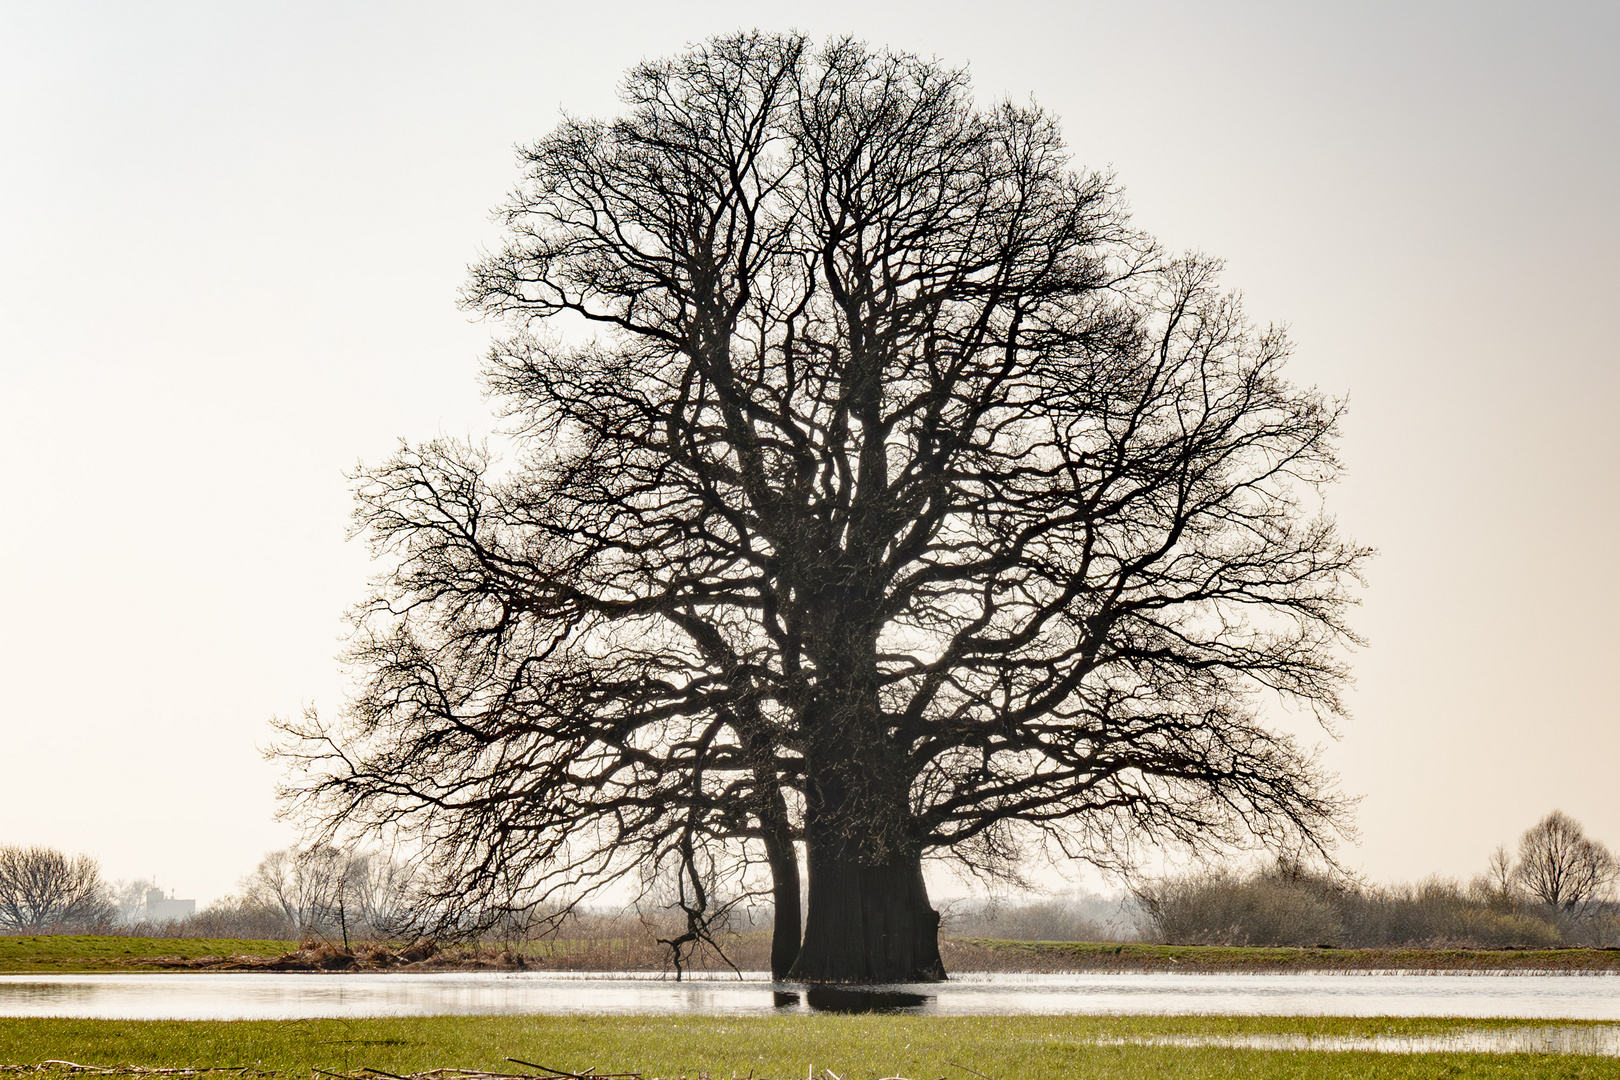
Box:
278;32;1368;982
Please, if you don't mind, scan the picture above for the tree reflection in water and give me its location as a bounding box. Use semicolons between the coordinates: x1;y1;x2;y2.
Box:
771;987;934;1013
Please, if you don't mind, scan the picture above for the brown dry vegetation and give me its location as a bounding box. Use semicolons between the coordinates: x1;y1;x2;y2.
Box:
1138;863;1620;950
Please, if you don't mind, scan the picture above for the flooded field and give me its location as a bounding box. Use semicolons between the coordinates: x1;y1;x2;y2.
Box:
0;970;1616;1021
1092;1026;1620;1056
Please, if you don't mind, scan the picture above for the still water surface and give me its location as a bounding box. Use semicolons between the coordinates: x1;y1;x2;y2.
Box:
1098;1028;1620;1056
0;971;1616;1021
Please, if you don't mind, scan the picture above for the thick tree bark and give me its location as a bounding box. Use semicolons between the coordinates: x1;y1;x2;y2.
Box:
782;627;946;983
766;844;803;981
740;711;804;980
787;843;944;983
756;785;803;980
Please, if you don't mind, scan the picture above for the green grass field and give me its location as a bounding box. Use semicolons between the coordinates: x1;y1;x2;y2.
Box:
4;1015;1620;1079
0;937;293;973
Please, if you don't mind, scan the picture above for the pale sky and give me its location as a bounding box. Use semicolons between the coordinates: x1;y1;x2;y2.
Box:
2;0;1616;905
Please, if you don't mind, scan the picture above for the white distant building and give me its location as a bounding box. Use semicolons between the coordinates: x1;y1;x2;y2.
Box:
144;887;196;922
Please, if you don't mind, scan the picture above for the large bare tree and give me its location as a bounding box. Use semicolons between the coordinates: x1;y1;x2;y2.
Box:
278;33;1368;983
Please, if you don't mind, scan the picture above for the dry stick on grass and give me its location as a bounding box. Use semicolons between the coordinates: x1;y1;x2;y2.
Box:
1;1074;959;1080
505;1060;640;1080
13;1066;943;1080
37;1067;250;1077
504;1063;583;1080
304;1072;647;1080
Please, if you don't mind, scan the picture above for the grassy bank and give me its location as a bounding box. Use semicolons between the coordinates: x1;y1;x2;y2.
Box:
948;938;1620;973
4;1015;1620;1079
0;938;294;974
8;935;1620;975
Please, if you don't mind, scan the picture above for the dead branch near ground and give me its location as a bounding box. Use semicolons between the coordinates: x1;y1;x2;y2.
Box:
4;1069;935;1080
8;1066;261;1077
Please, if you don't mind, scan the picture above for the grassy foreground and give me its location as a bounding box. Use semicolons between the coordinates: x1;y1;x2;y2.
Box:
3;1015;1620;1079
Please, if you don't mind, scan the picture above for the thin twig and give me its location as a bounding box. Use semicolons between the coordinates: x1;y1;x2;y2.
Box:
504;1061;584;1080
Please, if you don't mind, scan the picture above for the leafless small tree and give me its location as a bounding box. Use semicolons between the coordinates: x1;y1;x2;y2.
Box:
243;846;345;938
345;851;416;938
243;845;415;944
1486;845;1515;897
0;846;115;932
110;877;158;926
1515;811;1618;915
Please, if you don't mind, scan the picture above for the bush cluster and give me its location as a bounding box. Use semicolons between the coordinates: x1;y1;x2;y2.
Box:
1139;861;1617;948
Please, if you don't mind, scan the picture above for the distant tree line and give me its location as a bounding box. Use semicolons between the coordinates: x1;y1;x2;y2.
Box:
0;844;414;942
5;810;1613;952
1139;811;1619;949
233;846;416;947
942;892;1143;943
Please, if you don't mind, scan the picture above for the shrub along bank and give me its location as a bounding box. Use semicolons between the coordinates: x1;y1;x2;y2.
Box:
1138;863;1619;949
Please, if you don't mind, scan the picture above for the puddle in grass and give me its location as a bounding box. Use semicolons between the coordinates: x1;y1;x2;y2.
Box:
1091;1026;1620;1056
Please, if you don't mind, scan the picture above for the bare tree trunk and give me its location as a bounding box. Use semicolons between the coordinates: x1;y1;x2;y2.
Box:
786;738;945;982
742;715;804;980
760;813;803;980
788;841;943;983
751;762;802;979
